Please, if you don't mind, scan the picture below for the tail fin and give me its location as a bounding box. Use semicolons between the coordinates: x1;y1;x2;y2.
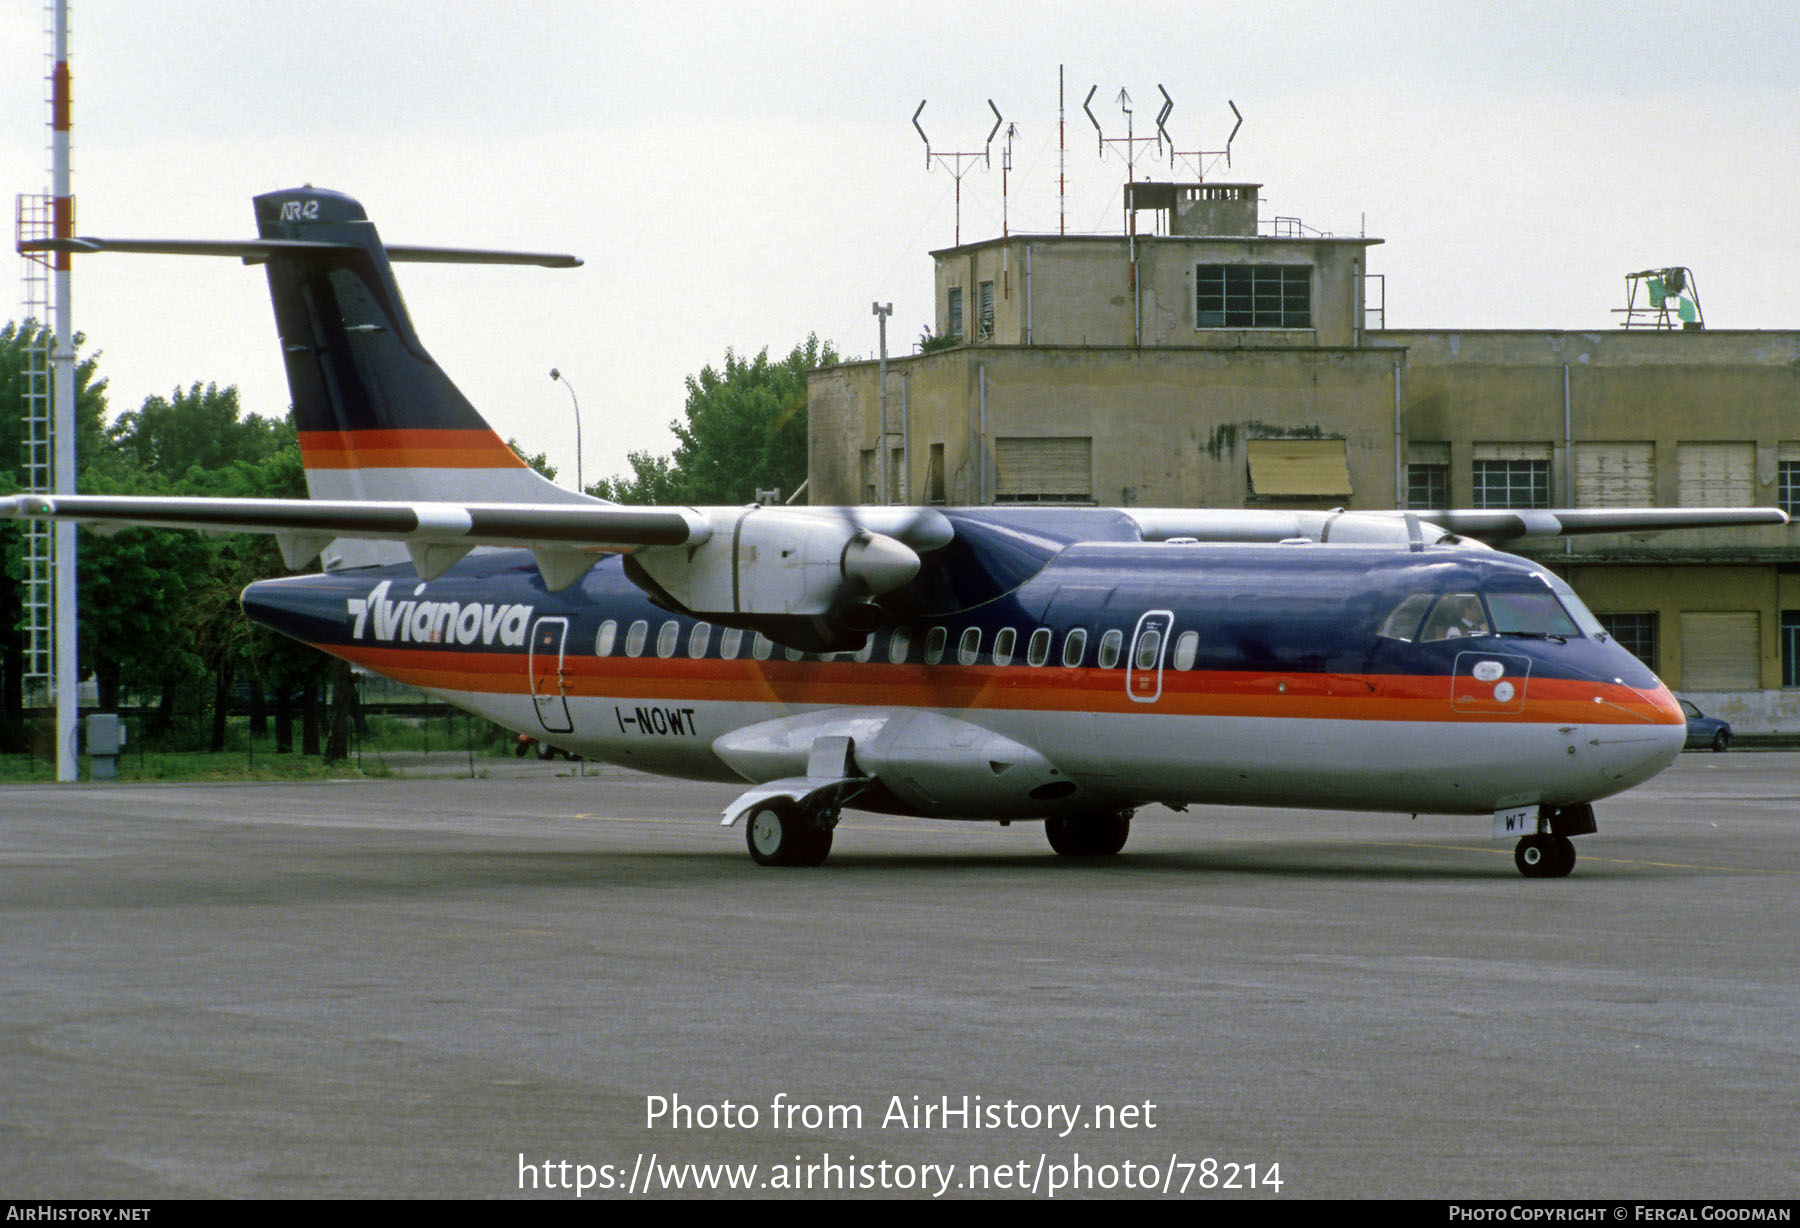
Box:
251;188;588;527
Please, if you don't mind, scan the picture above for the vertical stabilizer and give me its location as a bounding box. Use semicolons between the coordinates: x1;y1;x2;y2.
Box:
253;187;589;565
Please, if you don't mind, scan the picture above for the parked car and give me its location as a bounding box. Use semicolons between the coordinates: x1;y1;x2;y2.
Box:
1679;698;1732;752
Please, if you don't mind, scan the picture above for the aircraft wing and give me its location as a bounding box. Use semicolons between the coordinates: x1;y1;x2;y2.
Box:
1123;506;1789;546
1407;507;1790;542
0;493;946;646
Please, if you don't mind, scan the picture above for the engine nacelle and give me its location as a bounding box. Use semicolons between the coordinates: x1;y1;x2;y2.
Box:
629;507;919;619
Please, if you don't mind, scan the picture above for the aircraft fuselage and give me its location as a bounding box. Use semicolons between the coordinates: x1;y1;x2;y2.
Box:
242;518;1684;823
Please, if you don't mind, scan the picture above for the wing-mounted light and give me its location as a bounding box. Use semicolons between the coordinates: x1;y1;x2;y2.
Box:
627;507;948;651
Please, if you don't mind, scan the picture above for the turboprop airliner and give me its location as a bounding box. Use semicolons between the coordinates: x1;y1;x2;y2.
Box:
9;187;1787;874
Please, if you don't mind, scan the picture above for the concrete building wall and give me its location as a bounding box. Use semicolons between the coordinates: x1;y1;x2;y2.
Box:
811;346;1401;510
936;234;1376;350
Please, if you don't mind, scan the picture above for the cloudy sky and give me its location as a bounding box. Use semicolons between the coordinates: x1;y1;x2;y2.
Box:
3;1;1796;490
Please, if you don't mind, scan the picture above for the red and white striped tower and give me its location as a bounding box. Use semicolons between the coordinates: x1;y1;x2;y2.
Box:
50;0;79;782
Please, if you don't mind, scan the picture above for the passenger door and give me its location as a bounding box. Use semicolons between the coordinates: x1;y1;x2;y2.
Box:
529;616;574;734
1126;609;1174;704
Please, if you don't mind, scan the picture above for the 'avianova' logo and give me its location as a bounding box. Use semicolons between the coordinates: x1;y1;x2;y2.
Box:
347;580;533;647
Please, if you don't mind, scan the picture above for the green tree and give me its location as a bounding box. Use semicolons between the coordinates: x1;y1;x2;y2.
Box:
88;385;315;750
589;335;838;505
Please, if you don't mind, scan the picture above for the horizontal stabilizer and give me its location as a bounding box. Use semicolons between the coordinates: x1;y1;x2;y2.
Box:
18;235;581;268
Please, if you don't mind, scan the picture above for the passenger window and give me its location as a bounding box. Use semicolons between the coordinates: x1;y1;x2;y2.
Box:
720;627;742;660
786;645;804;661
595;619;618;657
1420;593;1492;642
1098;629;1124;669
656;621;680;658
1062;628;1088;668
993;627;1016;667
1173;630;1199;671
1134;628;1163;670
625;619;648;657
854;635;876;663
752;632;774;660
889;627;913;664
687;622;712;658
1379;592;1437;641
957;627;982;666
925;627;947;665
1026;628;1052;667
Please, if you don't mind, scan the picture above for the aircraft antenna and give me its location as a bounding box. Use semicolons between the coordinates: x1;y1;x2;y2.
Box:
912;99;1003;247
13;0;79;780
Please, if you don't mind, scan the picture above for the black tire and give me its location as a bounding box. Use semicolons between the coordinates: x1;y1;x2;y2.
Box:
1712;729;1730;753
1515;834;1553;878
1045;813;1131;857
1516;833;1576;878
1550;834;1577;877
745;801;832;867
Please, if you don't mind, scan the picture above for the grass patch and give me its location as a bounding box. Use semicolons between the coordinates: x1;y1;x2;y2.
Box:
0;750;387;784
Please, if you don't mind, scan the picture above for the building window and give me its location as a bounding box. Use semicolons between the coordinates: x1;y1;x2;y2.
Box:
1598;612;1658;673
1779;459;1800;517
946;286;964;341
1406;442;1450;510
1783;611;1800;688
1196;264;1311;329
1676;441;1754;507
1407;463;1448;509
994;436;1092;504
1574;441;1655;507
1472;445;1552;510
927;443;947;505
1246;438;1352;500
977;280;995;340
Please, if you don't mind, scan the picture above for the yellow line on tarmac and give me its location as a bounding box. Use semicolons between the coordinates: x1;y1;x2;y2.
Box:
1374;839;1798;875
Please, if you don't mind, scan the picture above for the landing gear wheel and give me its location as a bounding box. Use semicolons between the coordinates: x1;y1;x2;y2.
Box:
1045;812;1131;857
1515;833;1577;879
1712;729;1730;753
745;801;834;867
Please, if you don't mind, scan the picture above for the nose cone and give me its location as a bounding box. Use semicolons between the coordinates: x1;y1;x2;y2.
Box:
1591;679;1686;791
841;532;920;596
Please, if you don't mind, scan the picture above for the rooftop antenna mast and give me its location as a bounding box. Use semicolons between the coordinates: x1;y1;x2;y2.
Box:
1167;95;1243;181
1084;83;1167;234
1000;121;1019;239
913;99;1003;247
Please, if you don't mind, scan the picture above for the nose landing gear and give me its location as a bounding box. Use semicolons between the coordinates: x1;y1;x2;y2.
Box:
1514;832;1577;878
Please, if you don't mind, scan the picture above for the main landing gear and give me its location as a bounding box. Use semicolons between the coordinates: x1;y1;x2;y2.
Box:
1514;833;1577;878
745;800;837;867
1044;811;1133;857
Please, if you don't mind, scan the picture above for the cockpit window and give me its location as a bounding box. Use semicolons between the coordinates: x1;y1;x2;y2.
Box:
1419;593;1492;641
1541;574;1609;639
1486;588;1580;638
1378;592;1437;641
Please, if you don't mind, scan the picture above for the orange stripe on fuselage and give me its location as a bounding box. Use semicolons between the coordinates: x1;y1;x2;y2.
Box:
321;643;1685;727
297;429;527;470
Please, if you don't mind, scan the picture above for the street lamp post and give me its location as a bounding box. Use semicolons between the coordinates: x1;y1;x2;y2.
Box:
873;302;892;504
549;368;582;492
